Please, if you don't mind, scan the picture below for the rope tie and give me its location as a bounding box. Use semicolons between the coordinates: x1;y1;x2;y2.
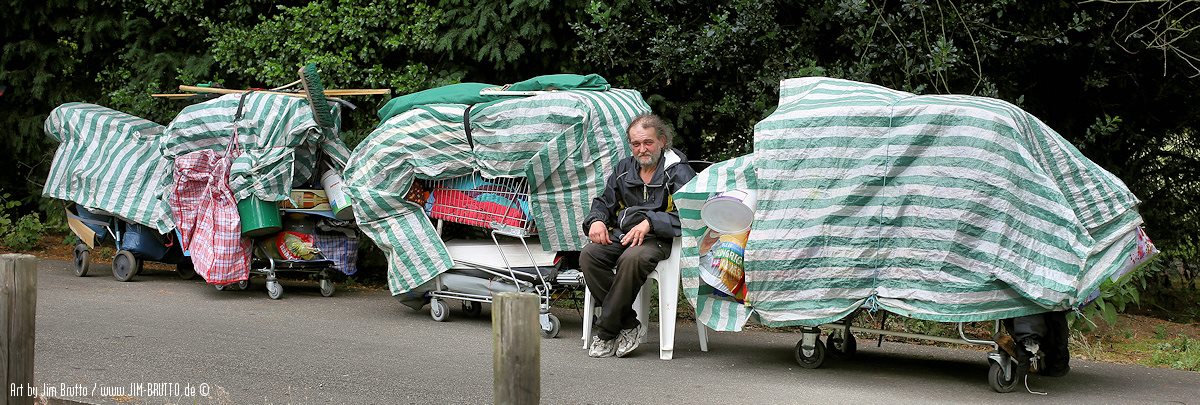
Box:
1024;374;1048;395
869;99;902;311
865;293;881;314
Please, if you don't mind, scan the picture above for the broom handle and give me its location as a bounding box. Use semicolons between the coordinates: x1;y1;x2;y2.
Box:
326;89;390;95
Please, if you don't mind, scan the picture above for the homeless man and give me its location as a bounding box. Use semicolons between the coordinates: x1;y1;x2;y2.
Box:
581;113;697;358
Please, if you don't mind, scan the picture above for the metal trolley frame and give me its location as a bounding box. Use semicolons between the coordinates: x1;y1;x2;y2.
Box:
789;308;1038;394
421;173;583;338
211;243;340;300
66;204;193;282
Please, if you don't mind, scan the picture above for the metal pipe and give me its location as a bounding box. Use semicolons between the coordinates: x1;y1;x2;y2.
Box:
431;290;492;301
818;324;993;347
958;322;996;346
449;261;534;288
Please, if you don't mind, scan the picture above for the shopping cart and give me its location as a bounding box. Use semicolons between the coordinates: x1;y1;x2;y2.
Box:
418;172;584;338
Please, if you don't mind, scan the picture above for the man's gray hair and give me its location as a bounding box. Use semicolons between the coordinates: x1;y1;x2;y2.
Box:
626;113;673;149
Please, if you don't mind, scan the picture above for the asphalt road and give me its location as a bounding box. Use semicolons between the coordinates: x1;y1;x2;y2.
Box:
26;258;1198;404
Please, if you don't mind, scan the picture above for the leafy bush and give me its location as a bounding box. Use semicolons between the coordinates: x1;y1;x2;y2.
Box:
0;193;45;251
1070;258;1155;332
1131;240;1200;322
1072;236;1200;331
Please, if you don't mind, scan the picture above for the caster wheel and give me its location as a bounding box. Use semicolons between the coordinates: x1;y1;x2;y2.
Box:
267;280;283;300
175;259;196;280
320;278;335;297
111;250;140;282
430;299;449;322
237;279;250;290
989;361;1021;393
462;301;482;317
73;243;91;277
214;283;226;291
794;339;827;369
540;314;561;339
827;333;857;357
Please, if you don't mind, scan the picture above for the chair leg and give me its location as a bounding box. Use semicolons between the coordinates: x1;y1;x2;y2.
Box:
658;274;679;360
634;282;650;341
583;286;594;349
697;321;709;352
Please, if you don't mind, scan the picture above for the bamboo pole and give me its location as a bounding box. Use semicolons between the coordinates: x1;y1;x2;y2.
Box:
2;254;37;405
492;293;540;405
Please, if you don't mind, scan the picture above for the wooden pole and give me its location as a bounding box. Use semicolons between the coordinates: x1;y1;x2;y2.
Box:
169;86;390;98
492;293;540;405
2;254;37;405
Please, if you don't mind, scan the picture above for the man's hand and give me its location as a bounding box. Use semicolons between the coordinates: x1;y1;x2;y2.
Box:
588;221;611;245
620;219;652;246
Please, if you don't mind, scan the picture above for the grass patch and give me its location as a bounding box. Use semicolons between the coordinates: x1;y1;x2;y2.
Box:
1071;313;1200;372
1155;325;1169;340
1149;336;1200;371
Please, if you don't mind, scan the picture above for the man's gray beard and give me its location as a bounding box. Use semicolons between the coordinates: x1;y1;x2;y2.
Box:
638;153;660;169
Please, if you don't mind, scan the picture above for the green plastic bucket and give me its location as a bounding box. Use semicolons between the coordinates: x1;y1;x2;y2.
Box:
237;198;282;237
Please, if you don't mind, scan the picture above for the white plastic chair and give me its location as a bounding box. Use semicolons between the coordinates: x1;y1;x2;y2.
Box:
582;237;710;359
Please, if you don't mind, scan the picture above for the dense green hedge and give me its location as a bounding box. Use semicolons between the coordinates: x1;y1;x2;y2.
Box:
4;0;1196;300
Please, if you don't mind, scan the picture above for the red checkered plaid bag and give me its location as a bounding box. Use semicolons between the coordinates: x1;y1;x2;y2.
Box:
170;142;251;285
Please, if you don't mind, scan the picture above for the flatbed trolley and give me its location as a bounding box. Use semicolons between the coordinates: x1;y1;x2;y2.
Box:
211;240;341;300
791;309;1036;393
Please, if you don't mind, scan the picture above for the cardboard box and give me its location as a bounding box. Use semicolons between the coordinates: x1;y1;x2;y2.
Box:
280;189;331;210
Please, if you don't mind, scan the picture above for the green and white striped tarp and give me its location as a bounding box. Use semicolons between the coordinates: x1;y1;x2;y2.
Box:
160;93;350;204
344;89;649;295
676;77;1154;331
43;103;174;233
677;155;759;331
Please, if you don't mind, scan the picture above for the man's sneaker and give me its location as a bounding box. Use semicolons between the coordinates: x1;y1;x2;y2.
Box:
588;336;616;358
615;323;647;358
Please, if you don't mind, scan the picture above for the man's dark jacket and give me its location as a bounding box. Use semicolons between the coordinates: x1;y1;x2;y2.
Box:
582;148;697;241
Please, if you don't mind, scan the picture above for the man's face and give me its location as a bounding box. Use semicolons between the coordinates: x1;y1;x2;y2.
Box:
628;126;664;169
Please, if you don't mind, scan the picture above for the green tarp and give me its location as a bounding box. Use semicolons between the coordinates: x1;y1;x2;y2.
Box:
43;103;173;233
44;93;351;236
160;93;352;205
376;83;502;122
345;85;649;295
376;74;612;122
675;77;1156;331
